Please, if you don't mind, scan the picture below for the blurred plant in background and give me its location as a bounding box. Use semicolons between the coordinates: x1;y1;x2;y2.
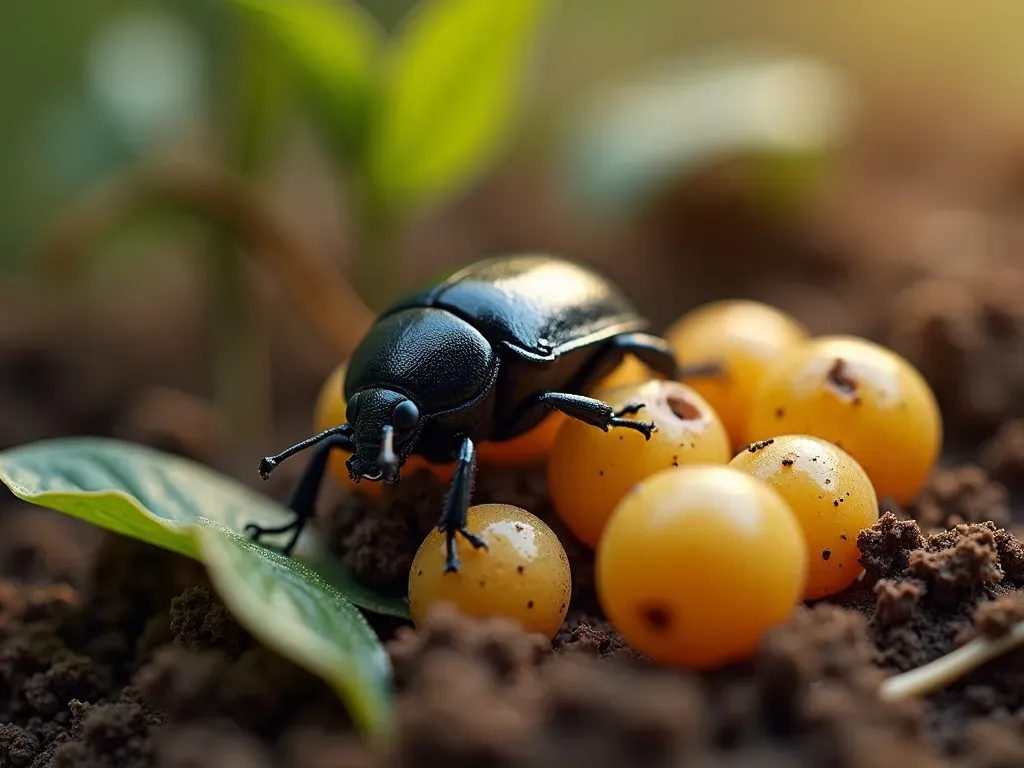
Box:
230;0;549;305
8;0;550;460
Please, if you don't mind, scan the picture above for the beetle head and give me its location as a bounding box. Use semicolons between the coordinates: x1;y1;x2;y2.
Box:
345;388;422;483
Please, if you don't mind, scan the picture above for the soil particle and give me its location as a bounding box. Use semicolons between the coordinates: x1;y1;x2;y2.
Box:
0;620;107;731
960;720;1024;768
969;592;1024;640
846;511;1024;757
857;512;927;583
908;466;1011;533
530;654;705;768
862;516;1024;673
395;652;539;768
72;535;205;684
324;470;443;589
915;618;1024;757
981;418;1024;487
134;643;351;739
551;615;633;660
0;723;39;768
874;580;925;630
375;601;938;767
886;269;1024;437
906;526;1004;597
50;699;159;768
21;651;106;721
388;603;550;690
277;728;380;768
151;721;274;768
168;586;252;658
385;605;548;767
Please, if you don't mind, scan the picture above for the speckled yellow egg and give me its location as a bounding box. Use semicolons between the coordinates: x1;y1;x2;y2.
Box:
408;504;572;639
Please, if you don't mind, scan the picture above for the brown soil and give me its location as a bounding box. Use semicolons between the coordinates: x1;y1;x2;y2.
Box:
7;108;1024;767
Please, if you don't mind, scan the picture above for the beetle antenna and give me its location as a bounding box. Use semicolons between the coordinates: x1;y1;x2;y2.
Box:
259;423;351;480
378;425;398;481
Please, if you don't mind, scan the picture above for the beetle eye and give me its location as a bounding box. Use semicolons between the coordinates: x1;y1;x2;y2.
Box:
392;400;420;432
345;392;361;424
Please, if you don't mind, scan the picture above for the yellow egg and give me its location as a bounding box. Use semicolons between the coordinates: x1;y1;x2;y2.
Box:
596;464;807;668
409;504;572;639
747;336;942;504
666;300;810;448
548;379;731;548
730;435;879;599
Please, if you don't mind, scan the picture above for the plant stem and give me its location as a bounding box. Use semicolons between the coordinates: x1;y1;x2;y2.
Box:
211;25;287;462
34;162;373;356
353;185;400;312
210;234;265;457
879;622;1024;701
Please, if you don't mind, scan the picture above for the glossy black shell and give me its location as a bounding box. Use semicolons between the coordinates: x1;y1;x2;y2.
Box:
387;254;646;361
344;254;649;453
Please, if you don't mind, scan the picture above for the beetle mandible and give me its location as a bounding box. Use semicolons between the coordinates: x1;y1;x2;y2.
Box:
249;254;709;572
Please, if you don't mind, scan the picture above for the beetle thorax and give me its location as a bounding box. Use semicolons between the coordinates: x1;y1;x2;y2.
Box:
345;308;496;414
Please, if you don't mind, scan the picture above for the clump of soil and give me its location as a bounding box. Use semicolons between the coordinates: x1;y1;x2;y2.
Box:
854;513;1024;756
981;419;1024;488
370;600;938;768
968;591;1024;640
905;466;1011;534
886;270;1024;437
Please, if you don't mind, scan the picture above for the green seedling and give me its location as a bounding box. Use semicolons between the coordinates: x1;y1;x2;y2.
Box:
35;0;551;460
0;437;404;737
228;0;550;306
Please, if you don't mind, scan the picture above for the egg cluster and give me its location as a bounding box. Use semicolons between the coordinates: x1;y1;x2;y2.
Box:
321;300;942;664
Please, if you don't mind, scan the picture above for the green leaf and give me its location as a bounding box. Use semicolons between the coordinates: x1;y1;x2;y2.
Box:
0;437;409;618
225;0;384;160
0;437;401;735
563;54;851;216
196;527;394;737
367;0;548;210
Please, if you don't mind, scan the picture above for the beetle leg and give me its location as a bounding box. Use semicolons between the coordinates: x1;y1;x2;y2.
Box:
538;392;656;439
614;402;645;418
246;432;355;556
612;332;721;381
611;332;679;378
439;436;486;573
259;422;354;480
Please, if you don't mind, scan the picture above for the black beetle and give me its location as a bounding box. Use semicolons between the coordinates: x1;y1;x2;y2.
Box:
249;254;705;572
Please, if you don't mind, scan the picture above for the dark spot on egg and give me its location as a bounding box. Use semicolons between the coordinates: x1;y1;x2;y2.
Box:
639;604;673;632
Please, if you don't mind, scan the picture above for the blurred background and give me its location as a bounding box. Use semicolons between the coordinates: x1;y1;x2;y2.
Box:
4;0;1024;506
